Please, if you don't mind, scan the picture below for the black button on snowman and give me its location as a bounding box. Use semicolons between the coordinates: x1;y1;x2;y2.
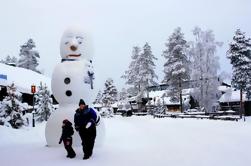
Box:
64;77;72;96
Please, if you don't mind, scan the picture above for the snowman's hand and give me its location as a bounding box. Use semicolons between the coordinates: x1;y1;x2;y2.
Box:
88;70;94;77
84;75;91;84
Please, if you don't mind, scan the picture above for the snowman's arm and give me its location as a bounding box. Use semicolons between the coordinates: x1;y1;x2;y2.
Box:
83;61;95;89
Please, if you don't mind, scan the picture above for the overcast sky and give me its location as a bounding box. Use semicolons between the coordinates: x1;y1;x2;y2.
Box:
0;0;251;93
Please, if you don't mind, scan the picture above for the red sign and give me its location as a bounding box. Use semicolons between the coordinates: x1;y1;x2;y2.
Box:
31;85;36;94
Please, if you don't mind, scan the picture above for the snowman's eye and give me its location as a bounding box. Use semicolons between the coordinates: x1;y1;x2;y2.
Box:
65;41;69;45
78;41;82;44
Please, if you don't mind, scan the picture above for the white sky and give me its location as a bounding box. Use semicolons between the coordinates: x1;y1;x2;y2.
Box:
0;0;251;93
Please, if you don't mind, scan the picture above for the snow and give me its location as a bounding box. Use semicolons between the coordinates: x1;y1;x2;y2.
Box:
218;85;231;92
219;89;249;102
1;116;251;166
0;63;51;94
93;103;102;108
147;90;190;105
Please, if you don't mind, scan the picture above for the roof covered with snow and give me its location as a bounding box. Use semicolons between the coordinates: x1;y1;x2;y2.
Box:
146;90;190;106
0;63;51;94
218;85;231;92
219;89;250;102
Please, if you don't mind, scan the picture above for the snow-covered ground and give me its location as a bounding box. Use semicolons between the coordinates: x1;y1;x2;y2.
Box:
1;116;251;166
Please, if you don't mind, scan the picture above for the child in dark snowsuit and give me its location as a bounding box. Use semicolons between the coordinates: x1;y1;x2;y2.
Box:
59;119;76;158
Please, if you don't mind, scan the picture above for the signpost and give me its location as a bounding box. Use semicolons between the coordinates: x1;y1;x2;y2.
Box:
31;85;36;127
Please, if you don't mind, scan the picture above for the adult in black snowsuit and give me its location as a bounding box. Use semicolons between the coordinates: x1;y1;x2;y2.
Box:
74;99;97;160
59;119;76;158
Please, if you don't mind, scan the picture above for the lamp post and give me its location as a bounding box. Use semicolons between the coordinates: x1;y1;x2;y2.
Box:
179;77;183;113
31;85;36;127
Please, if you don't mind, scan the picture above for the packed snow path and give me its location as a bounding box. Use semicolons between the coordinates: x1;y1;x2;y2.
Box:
1;116;251;166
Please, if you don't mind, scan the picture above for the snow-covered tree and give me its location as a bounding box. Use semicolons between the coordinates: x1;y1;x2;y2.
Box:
93;90;103;105
138;43;158;90
0;83;28;128
162;27;190;102
126;87;138;97
227;29;251;99
189;27;222;113
17;39;40;73
119;88;128;101
122;43;158;94
1;55;18;66
35;83;53;122
102;78;118;107
122;46;141;93
3;55;11;64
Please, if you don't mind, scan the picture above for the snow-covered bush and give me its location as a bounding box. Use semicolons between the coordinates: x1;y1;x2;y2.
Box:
99;107;114;118
35;82;53;122
101;78;118;107
0;83;28;128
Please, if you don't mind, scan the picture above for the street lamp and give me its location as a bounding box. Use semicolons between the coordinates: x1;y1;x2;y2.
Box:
31;85;36;127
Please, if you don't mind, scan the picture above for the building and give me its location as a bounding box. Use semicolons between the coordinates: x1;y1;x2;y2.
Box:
219;89;251;116
0;63;51;106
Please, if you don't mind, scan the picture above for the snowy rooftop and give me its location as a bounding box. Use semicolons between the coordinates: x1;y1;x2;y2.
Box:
219;89;250;102
218;85;231;92
93;103;102;108
0;63;51;94
146;90;190;105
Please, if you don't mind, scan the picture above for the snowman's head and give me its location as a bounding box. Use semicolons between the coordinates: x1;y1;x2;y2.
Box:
60;27;93;61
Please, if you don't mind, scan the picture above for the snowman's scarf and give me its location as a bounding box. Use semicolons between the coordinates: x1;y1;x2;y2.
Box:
61;58;78;62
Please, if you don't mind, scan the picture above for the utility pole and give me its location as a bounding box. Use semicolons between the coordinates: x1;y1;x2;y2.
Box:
179;77;183;113
240;88;245;121
200;76;204;112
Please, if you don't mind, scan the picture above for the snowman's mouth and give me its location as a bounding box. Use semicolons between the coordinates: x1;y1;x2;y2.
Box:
68;54;81;57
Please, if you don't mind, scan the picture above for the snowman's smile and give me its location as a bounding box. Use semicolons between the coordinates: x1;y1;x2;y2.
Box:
68;54;81;57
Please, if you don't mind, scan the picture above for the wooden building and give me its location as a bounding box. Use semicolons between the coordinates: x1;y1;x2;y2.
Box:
219;89;251;116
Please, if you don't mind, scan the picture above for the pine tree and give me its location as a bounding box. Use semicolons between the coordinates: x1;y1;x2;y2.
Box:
122;43;158;94
17;39;40;73
0;55;17;66
138;42;158;90
162;27;190;102
11;56;17;65
227;29;251;99
102;78;118;107
122;46;141;92
0;83;28;128
35;83;53;122
119;88;128;101
189;27;222;112
126;87;138;97
93;90;103;105
4;55;11;64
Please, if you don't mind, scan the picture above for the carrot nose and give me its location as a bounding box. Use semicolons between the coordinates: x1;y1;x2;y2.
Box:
70;45;77;51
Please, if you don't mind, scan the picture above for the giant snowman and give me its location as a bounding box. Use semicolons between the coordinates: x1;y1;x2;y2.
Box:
45;27;105;147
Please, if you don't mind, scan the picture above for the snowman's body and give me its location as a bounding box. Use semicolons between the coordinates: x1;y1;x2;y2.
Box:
51;60;92;105
45;28;105;147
